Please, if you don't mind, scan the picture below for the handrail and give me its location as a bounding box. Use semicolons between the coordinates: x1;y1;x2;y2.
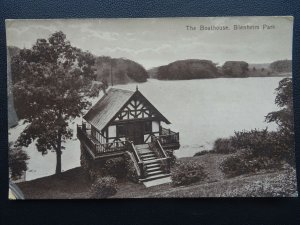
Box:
125;151;141;177
130;141;143;163
128;141;145;178
156;139;169;159
77;125;127;156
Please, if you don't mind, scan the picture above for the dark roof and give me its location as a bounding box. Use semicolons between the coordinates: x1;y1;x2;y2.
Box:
84;88;135;131
83;87;170;131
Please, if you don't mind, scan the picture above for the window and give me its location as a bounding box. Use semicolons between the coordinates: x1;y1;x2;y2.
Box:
117;125;127;138
144;121;152;134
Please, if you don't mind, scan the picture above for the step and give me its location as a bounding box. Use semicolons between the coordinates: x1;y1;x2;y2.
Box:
141;154;156;158
143;177;172;187
142;155;157;160
146;163;160;168
146;167;162;172
140;152;155;156
140;173;171;182
143;159;161;164
135;144;149;149
147;170;164;176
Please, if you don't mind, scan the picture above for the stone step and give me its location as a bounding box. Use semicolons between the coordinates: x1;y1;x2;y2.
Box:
142;156;157;161
135;144;149;149
147;170;164;176
140;152;155;157
146;166;161;172
146;163;161;168
141;153;156;158
143;177;172;187
143;159;161;164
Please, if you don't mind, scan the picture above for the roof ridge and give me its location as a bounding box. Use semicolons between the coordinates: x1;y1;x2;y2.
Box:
108;87;135;93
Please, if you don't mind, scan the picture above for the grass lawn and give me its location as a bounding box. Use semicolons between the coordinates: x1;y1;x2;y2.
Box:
17;153;297;199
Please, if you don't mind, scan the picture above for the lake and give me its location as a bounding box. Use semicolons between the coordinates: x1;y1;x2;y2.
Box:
9;77;282;180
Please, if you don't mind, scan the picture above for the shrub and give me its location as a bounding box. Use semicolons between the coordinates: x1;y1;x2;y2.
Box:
165;150;177;167
232;129;291;163
124;153;139;183
90;176;118;198
213;138;236;154
104;157;126;178
220;151;284;178
9;143;29;180
171;161;207;186
88;168;103;182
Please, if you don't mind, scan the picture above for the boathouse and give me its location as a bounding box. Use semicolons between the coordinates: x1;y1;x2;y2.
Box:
77;87;180;182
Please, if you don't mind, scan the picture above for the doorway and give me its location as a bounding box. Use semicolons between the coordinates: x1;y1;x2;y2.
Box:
127;122;144;145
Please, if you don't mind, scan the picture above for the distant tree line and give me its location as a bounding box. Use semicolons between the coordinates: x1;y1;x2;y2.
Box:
151;59;292;80
270;60;292;73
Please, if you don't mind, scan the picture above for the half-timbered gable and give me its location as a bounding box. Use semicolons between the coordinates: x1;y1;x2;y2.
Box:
83;88;170;145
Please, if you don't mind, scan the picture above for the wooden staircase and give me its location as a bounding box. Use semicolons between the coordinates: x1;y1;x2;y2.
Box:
135;144;170;182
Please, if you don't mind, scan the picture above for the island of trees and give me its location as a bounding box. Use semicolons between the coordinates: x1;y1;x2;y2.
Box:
148;59;292;80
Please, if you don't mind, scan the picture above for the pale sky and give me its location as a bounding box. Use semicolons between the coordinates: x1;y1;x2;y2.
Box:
6;17;293;69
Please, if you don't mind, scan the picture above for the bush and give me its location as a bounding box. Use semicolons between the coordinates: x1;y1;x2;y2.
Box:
171;161;207;186
88;168;103;182
104;157;126;178
9;143;29;180
213;138;236;154
90;176;118;198
124;153;139;183
220;151;284;178
232;129;292;163
165;150;177;167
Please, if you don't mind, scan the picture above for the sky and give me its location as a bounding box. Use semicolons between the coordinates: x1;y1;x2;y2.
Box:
6;17;293;69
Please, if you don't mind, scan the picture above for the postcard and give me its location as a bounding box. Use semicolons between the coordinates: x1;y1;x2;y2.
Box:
6;16;297;199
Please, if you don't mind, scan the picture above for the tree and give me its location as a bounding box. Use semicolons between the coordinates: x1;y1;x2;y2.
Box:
222;61;249;77
12;31;96;174
265;78;295;166
9;142;29;180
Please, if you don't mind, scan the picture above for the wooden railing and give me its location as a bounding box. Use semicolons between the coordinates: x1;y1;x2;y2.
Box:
77;125;127;157
153;127;180;147
128;141;145;178
150;136;171;174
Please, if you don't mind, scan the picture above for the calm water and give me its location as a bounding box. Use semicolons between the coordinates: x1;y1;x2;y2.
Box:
9;77;282;180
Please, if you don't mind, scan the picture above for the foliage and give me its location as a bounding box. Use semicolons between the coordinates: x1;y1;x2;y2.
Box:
265;78;295;166
220;150;283;178
213;137;237;154
222;61;249;77
220;129;288;177
104;157;126;178
221;78;295;177
94;56;148;84
9;143;30;179
270;60;292;73
157;59;219;80
166;151;177;167
124;153;139;183
90;176;118;198
221;165;297;197
171;161;207;186
12;31;97;174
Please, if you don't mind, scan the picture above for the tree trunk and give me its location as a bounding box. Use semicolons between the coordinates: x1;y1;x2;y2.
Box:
55;124;63;174
55;150;62;174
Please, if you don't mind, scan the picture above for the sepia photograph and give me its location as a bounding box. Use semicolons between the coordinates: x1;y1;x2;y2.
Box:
6;17;297;199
